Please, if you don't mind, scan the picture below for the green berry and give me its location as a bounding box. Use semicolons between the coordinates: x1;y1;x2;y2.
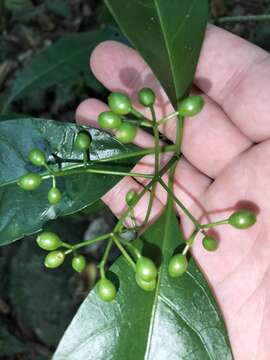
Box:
202;236;218;252
44;250;65;269
72;255;87;273
74;131;91;151
28;148;46;166
98;111;122;130
108;92;132;115
138;88;156;107
125;189;137;205
36;232;62;251
48;187;62;205
97;278;116;302
18;173;42;191
135;274;156;291
177;95;204;117
168;254;188;278
229;210;256;229
115;123;137;144
136;256;157;282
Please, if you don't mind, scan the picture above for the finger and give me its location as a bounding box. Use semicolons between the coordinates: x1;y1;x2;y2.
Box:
195;24;270;142
102;176;164;227
90;41;252;178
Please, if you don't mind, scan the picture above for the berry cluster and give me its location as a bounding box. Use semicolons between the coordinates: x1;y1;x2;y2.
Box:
18;88;257;303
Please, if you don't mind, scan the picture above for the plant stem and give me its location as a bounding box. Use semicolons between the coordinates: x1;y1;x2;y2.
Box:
41;166;154;181
119;237;141;260
141;105;160;227
112;235;136;270
158;177;201;230
157;111;179;126
99;238;113;278
72;233;112;251
201;219;229;229
212;14;270;24
113;155;179;234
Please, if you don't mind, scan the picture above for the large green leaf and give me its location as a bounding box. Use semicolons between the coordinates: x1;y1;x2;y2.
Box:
0;118;140;245
2;28;122;112
54;203;232;359
105;0;208;105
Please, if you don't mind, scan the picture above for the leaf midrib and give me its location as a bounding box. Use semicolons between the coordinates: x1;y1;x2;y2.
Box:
144;201;174;359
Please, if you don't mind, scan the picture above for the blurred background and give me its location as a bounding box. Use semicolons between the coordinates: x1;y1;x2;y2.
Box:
0;0;269;359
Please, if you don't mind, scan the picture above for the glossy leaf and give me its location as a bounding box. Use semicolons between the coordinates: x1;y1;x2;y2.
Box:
54;205;233;359
0;118;140;245
2;28;122;112
105;0;208;105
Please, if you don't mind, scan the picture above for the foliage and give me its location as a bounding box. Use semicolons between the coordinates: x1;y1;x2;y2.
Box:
0;0;267;359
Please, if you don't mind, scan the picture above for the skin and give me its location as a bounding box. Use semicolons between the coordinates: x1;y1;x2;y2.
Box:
76;25;270;359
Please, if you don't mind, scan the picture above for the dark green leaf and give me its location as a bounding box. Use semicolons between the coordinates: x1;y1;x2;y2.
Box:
0;316;25;355
105;0;208;105
7;234;79;347
3;28;122;112
0;118;140;245
54;205;233;359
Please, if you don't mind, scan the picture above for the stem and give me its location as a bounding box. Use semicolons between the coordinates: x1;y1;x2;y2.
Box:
41;166;154;181
201;219;229;229
112;235;136;270
113;155;179;234
158;177;201;230
72;233;112;251
130;107;146;119
141;105;160;227
99;238;113;278
212;14;270;24
124;117;153;128
157;111;179;126
182;245;190;256
119;237;141;260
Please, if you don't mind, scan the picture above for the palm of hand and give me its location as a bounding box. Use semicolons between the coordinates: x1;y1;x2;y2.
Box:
76;25;270;359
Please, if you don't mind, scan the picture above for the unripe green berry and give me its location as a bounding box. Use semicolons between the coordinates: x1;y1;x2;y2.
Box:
36;232;62;251
44;250;65;269
115;123;137;144
48;187;62;205
229;210;256;229
108;92;132;115
18;173;42;191
168;254;188;278
97;278;116;302
28;148;46;166
72;255;87;273
74;131;91;151
136;256;157;282
125;189;137;206
177;95;204;117
98;111;122;130
202;236;218;252
138;88;156;107
135;274;156;291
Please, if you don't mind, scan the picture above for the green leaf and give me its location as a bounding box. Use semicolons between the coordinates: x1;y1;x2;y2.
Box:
0;118;140;245
2;28;122;112
54;205;233;359
105;0;208;105
7;218;86;347
0;317;25;355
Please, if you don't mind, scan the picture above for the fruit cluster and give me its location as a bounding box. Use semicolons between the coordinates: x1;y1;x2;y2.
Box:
18;88;257;303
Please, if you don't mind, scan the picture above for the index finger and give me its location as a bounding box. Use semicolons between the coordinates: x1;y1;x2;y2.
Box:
195;25;270;142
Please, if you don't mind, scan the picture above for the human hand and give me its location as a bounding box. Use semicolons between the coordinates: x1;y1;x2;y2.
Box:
76;25;270;360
